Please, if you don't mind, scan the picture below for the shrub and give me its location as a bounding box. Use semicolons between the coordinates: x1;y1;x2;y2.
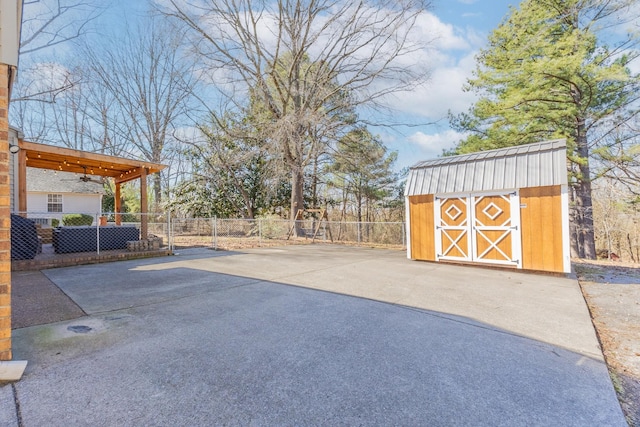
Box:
62;213;94;226
253;214;288;239
51;218;60;227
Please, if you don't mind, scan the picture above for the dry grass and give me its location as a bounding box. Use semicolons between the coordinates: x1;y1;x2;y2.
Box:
574;259;640;426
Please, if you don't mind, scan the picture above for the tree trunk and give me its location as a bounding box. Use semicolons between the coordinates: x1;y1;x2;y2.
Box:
153;173;162;213
574;180;595;259
627;233;636;263
574;124;596;259
311;155;319;209
568;188;580;258
604;225;611;260
290;165;305;236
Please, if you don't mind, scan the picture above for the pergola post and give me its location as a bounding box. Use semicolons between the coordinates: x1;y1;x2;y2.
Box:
140;167;148;239
114;182;122;226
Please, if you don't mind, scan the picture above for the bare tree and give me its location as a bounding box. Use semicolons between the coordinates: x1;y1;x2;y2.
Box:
20;0;103;54
81;15;198;210
162;0;432;222
9;72;51;141
11;0;104;105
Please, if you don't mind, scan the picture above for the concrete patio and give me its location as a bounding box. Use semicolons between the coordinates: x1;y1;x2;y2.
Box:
3;245;626;426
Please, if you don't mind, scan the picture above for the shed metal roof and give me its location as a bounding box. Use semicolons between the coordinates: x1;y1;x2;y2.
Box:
405;139;568;196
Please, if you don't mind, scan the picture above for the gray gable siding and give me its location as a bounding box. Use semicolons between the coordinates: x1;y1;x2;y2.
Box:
26;168;105;194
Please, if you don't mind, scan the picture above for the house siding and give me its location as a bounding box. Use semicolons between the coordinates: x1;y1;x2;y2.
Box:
27;192;102;223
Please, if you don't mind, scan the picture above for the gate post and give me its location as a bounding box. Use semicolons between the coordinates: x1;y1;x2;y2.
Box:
213;217;217;250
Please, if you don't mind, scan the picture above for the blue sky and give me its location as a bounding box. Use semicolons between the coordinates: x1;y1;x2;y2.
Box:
21;0;524;170
22;0;640;172
95;0;519;170
381;0;519;169
437;0;516;32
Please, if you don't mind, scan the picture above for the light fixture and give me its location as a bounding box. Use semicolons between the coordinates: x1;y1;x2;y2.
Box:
9;144;19;154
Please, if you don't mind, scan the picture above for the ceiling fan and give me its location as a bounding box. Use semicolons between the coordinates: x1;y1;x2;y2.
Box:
78;166;104;184
61;166;104;184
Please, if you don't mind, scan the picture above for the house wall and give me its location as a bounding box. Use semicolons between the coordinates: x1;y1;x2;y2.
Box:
519;185;566;273
0;65;12;360
2;1;24;364
408;194;435;261
27;192;103;224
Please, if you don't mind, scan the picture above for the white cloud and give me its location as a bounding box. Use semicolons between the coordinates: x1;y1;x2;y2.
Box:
377;9;487;122
367;12;484;170
173;126;203;144
629;56;640;75
414;12;470;51
17;62;71;97
408;129;467;158
386;50;478;120
382;128;468;170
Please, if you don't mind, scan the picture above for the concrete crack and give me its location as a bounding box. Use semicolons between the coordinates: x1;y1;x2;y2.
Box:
11;384;23;427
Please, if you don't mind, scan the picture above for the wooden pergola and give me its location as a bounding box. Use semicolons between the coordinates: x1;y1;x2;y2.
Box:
17;140;167;239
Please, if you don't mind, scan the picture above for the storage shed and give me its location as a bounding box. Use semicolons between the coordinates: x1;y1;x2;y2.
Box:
405;140;570;273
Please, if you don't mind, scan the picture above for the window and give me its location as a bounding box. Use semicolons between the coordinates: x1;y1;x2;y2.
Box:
47;194;63;213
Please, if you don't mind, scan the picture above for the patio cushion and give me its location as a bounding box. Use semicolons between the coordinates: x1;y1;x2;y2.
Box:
53;226;140;254
11;214;39;260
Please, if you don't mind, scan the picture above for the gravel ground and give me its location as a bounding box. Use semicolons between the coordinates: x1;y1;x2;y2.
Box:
574;261;640;427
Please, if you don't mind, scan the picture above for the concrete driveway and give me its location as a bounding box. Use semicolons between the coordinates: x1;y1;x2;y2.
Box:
3;245;626;426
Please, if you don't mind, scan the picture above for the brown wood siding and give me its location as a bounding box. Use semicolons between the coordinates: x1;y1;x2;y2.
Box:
520;186;564;272
409;195;435;261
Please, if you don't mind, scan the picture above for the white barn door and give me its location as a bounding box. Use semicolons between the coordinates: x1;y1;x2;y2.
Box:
435;195;472;262
435;191;521;267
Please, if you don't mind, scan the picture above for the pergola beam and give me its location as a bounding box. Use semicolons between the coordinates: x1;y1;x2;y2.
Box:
16;140;167;236
18;140;165;181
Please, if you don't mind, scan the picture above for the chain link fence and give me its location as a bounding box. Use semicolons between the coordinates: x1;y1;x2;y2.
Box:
11;212;169;260
10;212;405;263
169;217;406;251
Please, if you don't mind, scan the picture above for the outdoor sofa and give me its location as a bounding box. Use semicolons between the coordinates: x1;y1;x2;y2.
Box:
53;225;139;254
11;214;39;260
